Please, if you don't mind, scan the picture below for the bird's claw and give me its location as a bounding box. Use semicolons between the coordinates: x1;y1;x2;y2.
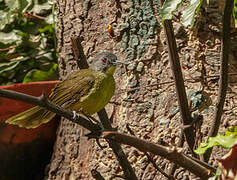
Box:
72;110;78;119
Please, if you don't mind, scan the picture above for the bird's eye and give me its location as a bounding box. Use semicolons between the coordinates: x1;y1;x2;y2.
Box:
102;58;107;63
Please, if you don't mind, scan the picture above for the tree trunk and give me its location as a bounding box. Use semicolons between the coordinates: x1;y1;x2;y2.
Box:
45;0;237;179
46;0;164;179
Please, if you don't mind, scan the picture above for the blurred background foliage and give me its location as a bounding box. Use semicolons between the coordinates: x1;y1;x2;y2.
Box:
0;0;58;85
161;0;237;28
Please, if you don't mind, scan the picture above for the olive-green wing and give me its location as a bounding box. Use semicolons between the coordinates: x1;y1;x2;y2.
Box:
49;69;96;108
6;69;96;129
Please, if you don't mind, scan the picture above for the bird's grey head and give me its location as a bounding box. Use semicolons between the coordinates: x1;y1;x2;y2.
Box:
90;52;120;75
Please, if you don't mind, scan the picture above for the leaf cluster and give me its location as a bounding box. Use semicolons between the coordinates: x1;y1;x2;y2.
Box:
195;126;237;179
161;0;237;27
0;0;58;85
195;126;237;155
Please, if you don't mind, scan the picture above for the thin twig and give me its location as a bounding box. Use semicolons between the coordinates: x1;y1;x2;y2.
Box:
126;124;174;180
102;131;215;179
146;152;175;180
109;174;126;180
184;154;216;172
71;36;89;69
204;0;234;162
91;169;106;180
117;73;237;94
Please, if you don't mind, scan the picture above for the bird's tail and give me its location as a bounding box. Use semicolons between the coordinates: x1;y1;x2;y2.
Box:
5;106;56;129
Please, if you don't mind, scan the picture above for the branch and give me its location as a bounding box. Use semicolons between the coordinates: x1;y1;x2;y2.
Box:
204;0;234;162
160;2;196;154
0;88;216;178
0;88;100;132
71;36;89;69
126;124;174;180
103;131;215;179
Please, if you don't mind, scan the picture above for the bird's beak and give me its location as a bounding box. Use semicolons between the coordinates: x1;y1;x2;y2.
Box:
112;60;123;66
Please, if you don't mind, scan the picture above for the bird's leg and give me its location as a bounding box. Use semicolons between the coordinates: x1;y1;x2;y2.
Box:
72;110;78;119
79;110;101;124
76;110;108;149
87;115;101;125
75;109;105;133
72;110;99;125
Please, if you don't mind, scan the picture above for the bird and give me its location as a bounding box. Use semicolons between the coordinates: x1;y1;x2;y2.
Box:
5;52;121;129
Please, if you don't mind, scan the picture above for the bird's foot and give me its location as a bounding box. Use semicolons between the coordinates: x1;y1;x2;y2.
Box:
77;110;103;127
72;110;78;119
88;115;101;125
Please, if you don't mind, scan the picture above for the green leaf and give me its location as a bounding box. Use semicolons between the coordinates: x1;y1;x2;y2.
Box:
5;0;31;13
39;24;53;33
23;69;48;83
234;0;237;28
45;13;54;24
23;63;58;83
0;61;19;73
160;0;184;23
18;0;29;12
0;0;57;85
0;30;22;44
32;2;51;15
194;142;209;154
194;134;237;154
226;126;237;137
182;0;203;27
22;22;41;35
5;0;18;10
0;10;15;30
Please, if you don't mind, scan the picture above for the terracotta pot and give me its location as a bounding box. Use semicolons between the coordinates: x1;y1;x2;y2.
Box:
0;81;60;180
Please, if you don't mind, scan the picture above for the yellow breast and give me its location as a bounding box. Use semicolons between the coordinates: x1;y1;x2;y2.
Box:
69;72;115;115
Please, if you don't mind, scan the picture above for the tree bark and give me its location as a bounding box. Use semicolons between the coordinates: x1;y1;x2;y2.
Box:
46;0;131;179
